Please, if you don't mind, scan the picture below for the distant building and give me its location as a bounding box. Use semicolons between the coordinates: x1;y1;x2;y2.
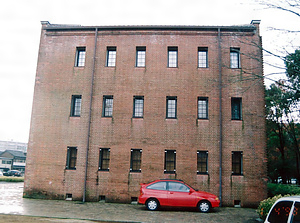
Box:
0;140;27;153
24;20;267;207
0;157;12;172
0;150;26;172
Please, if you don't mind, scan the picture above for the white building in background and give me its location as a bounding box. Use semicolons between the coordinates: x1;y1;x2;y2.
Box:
0;140;27;153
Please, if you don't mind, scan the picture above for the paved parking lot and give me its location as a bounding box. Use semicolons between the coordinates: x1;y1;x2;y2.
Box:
0;182;261;222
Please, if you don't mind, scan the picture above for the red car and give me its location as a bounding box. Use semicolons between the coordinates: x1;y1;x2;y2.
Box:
138;179;220;212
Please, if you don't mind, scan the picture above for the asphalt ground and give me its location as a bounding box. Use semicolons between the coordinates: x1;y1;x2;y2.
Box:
0;182;262;223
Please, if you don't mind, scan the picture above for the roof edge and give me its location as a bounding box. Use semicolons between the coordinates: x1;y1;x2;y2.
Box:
41;21;258;32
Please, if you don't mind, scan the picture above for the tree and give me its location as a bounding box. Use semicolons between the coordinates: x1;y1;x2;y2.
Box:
285;49;300;100
265;50;300;184
265;84;290;183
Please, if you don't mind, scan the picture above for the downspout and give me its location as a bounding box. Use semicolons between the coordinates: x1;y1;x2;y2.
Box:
218;28;223;206
83;28;98;203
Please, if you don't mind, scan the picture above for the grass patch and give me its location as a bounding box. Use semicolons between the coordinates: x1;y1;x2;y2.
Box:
0;176;24;182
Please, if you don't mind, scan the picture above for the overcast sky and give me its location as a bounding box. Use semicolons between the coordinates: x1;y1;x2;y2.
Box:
0;0;299;143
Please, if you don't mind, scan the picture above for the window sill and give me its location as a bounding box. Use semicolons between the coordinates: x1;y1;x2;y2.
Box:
98;169;109;172
164;171;176;174
231;173;243;176
130;170;141;173
197;172;209;175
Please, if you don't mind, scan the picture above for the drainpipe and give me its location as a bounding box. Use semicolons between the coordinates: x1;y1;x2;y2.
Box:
83;28;98;203
218;28;223;206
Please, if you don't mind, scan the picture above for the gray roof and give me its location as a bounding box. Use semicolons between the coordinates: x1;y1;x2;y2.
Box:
0;150;26;158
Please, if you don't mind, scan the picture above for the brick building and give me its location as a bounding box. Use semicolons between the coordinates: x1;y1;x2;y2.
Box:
24;20;267;207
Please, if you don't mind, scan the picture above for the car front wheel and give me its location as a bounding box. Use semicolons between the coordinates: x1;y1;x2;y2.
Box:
198;200;211;213
146;199;159;211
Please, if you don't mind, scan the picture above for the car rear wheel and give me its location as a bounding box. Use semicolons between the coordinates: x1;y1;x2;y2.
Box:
146;199;159;211
198;200;211;213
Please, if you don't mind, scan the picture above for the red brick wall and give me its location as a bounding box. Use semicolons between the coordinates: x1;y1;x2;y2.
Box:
24;23;267;207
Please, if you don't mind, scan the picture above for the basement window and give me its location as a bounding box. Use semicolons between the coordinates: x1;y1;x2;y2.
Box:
234;200;241;207
99;195;106;202
66;193;72;201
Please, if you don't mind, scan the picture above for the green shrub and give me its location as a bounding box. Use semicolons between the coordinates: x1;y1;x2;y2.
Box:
0;176;24;182
258;183;300;220
268;183;300;197
257;194;284;220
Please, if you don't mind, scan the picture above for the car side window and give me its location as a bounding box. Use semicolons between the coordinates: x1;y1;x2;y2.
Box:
168;182;190;192
292;202;300;223
267;201;293;223
147;182;167;190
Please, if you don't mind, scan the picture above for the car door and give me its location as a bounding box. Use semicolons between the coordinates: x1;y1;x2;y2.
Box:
167;182;196;207
146;181;169;206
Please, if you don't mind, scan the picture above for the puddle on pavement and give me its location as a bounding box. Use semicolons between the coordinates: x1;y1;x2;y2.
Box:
0;182;24;214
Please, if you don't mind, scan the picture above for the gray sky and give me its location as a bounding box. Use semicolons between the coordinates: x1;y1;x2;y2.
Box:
0;0;298;143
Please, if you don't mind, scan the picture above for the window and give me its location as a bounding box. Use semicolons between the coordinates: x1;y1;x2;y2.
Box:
231;97;242;120
164;150;176;174
147;182;167;190
197;151;208;174
2;160;12;164
130;149;142;172
66;147;77;170
267;201;293;223
133;96;144;118
168;47;178;68
198;97;208;119
198;47;208;68
230;48;240;68
71;95;82;117
292;202;300;222
168;182;190;192
75;47;86;67
106;47;117;67
232;151;243;175
166;96;177;119
136;47;146;67
99;148;110;171
102;95;113;117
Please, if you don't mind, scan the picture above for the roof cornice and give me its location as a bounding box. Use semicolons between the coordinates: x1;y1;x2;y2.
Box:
41;22;258;33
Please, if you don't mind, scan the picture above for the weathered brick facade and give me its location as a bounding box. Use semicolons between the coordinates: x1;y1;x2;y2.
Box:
24;21;267;207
